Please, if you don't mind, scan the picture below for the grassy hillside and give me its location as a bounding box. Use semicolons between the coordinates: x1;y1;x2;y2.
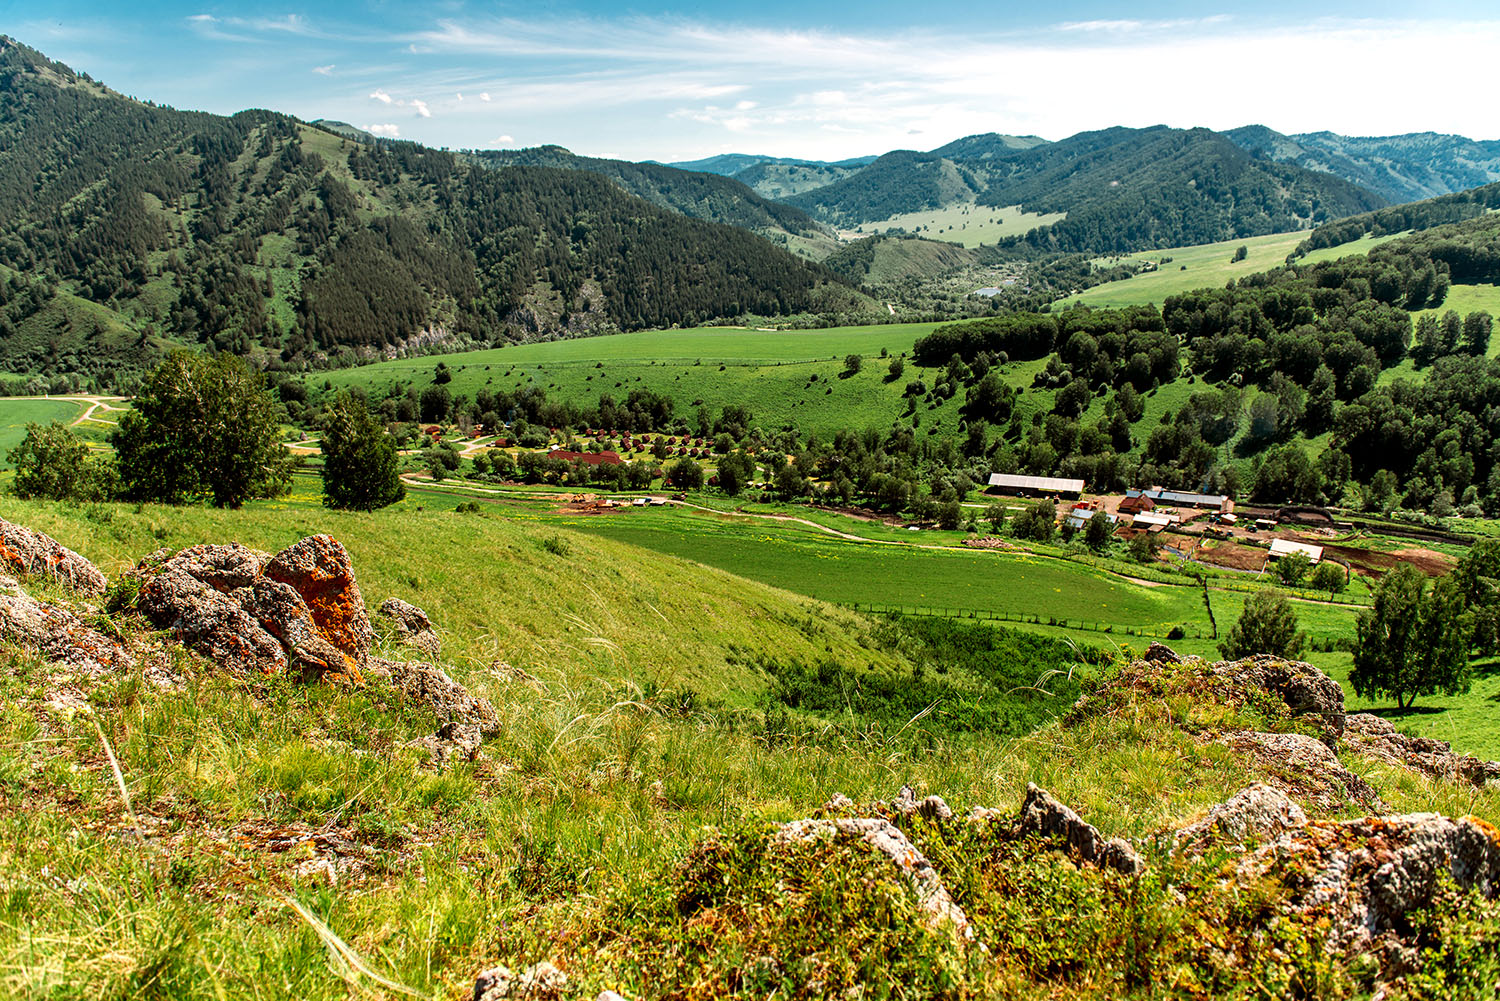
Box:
842;200;1064;249
4;494;1497;999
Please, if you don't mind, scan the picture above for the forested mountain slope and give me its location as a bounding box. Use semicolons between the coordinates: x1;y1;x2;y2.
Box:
0;38;861;383
784;126;1382;252
467;145;829;247
1226;125;1500;204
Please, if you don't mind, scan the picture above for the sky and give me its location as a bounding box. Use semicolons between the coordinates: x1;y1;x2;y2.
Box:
7;1;1500;163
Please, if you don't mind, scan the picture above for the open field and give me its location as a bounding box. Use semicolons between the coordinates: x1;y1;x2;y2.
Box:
841;200;1065;248
320;322;1059;440
1058;231;1402;309
0;396;93;465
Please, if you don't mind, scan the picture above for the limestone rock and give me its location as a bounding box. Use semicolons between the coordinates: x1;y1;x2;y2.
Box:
136;557;286;674
1019;783;1144;876
248;578;361;682
474;961;568;1001
819;792;854;813
156;543;269;592
1226;730;1383;811
1143;641;1182;664
775;816;972;937
1212;654;1347;741
0;518;107;597
1344;713;1500;788
377;597;440;658
0;591;131;675
1173;783;1308;848
263;536;373;673
1241;811;1500;962
382;658;500;737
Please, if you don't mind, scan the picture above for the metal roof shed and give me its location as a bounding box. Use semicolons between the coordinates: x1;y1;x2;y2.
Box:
1268;539;1323;563
987;473;1085;496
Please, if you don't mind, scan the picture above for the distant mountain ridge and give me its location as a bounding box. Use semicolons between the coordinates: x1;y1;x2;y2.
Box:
1224;126;1500;204
665;152;878;175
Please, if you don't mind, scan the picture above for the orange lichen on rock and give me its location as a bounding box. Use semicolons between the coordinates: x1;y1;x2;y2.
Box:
263;535;372;678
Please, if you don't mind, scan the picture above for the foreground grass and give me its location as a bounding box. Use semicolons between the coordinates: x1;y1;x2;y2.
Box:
2;498;1497;999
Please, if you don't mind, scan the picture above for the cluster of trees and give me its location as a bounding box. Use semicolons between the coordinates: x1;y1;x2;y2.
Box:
8;351;404;512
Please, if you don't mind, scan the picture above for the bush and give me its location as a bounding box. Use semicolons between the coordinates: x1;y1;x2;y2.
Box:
320;392;405;511
7;421;115;501
1220;589;1304;660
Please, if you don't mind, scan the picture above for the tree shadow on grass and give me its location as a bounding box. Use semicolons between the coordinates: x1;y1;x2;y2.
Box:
1469;657;1500;679
1359;705;1449;720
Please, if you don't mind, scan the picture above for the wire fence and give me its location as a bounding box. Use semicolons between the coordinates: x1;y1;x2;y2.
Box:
844;601;1207;640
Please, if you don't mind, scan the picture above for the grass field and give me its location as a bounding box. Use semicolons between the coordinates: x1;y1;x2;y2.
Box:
318;322;1062;440
1058;231;1403;309
0;397;94;467
842;200;1065;249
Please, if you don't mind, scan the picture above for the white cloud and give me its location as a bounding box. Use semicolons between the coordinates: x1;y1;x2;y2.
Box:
491;135;515;145
370;89;432;118
410;99;431;118
313;64;335;76
186;13;216;23
370;89;393;104
480;92;491;102
365;123;400;137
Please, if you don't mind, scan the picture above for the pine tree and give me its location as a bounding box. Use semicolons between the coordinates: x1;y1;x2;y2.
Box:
321;392;406;511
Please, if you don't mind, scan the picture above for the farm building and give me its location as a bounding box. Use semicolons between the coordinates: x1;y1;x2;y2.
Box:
1129;511;1174;533
987;473;1085;498
1141;488;1230;511
1268;539;1323;564
1118;492;1156;515
1065;509;1118;531
549;450;623;466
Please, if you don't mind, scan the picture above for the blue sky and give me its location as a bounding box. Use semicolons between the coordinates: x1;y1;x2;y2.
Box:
8;1;1500;161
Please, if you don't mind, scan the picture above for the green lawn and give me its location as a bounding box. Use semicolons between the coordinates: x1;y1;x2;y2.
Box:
0;397;92;467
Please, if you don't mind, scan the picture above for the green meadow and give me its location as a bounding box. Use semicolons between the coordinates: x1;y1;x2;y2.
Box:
845;199;1066;248
0;396;94;466
1059;231;1403;309
319;322;1061;439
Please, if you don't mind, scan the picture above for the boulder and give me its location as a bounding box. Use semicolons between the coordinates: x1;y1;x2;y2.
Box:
0;518;107;597
263;536;373;673
890;784;955;821
155;543;269;592
1344;713;1500;788
1212;654;1347;741
0;590;131;675
1225;730;1383;812
1142;641;1182;664
136;557;287;675
775;817;972;938
381;658;500;737
1018;783;1144;876
377;597;440;658
1173;783;1308;849
473;961;568;1001
1240;811;1500;962
248;578;361;682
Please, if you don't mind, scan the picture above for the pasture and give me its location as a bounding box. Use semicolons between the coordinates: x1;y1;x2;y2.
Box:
319;322;1058;439
0;396;94;466
1059;231;1402;309
842;200;1065;248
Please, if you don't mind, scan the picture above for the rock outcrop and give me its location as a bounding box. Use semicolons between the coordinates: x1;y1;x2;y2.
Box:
1211;653;1347;741
0;585;131;676
133;537;367;682
1225;729;1383;811
377;597;441;659
1344;713;1500;788
890;784;953;821
0;518;108;597
473;961;569;1001
1172;782;1308;848
379;658;501;765
1017;783;1145;876
775;817;973;938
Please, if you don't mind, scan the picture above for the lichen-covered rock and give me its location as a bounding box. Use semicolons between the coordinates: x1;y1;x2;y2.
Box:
263;536;373;674
157;543;269;592
0;518;107;597
1344;713;1500;788
1173;783;1308;848
1018;783;1144;876
248;578;361;682
136;563;287;674
377;597;440;658
381;658;500;737
0;591;131;675
775;817;972;937
1212;654;1347;741
1143;641;1183;664
473;961;568;1001
1241;812;1500;963
890;784;955;821
1226;730;1383;811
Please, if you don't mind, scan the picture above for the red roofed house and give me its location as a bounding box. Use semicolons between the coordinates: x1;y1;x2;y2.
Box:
550;450;624;466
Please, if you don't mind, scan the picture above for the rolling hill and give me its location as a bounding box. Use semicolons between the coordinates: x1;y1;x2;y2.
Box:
0;37;865;383
1226;125;1500;204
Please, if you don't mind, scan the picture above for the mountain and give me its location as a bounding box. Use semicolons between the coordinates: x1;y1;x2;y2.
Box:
1225;125;1500;204
467;145;830;252
783;126;1383;253
310;119;376;144
0;38;864;382
729;160;869;200
666;152;877;175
